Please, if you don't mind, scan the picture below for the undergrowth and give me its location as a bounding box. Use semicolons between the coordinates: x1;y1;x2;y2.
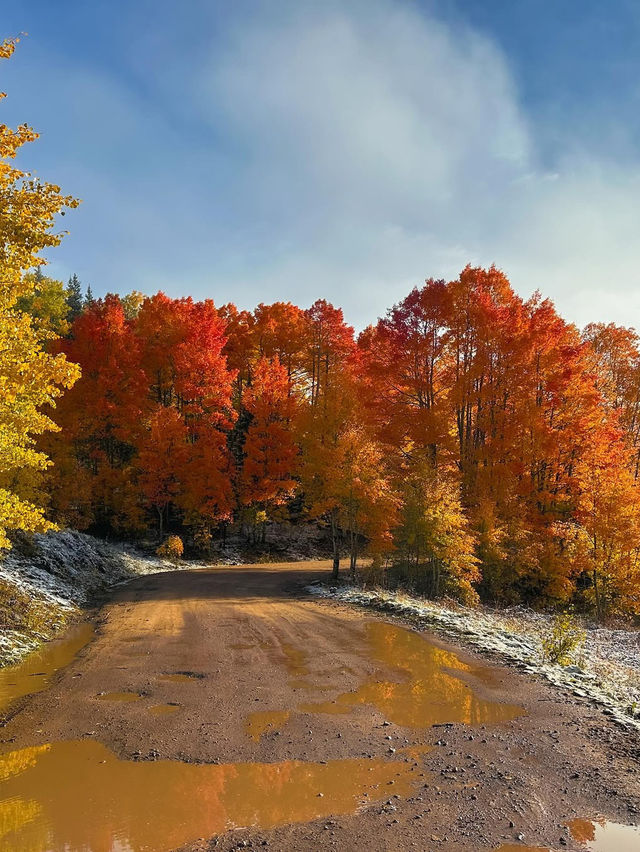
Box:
0;578;69;640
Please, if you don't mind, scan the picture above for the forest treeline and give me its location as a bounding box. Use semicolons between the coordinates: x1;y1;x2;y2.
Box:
15;265;640;622
2;36;640;621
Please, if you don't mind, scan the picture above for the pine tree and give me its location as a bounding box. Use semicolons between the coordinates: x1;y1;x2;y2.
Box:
66;274;83;321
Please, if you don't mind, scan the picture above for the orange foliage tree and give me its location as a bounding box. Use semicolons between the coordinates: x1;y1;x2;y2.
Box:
42;264;640;617
240;356;299;539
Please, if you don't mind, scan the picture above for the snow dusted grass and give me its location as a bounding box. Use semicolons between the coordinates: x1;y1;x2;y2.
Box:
307;583;640;731
0;530;186;666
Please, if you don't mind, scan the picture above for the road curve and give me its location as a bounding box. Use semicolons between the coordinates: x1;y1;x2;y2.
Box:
0;561;638;852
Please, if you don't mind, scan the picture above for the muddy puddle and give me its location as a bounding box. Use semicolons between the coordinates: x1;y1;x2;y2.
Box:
0;623;94;716
149;703;181;715
494;818;640;852
569;817;640;850
299;621;523;727
0;739;424;852
248;621;523;738
281;642;309;685
246;709;291;741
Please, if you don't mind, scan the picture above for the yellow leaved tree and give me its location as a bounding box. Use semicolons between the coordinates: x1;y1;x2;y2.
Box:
0;37;80;548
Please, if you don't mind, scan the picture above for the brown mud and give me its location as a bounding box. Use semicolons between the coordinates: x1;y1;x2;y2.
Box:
0;561;638;851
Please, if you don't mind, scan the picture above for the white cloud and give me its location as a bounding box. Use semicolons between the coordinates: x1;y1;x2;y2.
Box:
15;0;640;331
190;0;640;329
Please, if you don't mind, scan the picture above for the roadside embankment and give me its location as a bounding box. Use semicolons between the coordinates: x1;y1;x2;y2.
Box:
308;582;640;730
0;531;181;666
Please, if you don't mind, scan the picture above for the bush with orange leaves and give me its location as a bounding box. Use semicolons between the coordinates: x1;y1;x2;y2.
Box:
156;535;184;562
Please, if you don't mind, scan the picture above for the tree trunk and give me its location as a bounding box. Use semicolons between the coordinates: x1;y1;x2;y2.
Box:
157;506;164;542
349;532;357;581
593;569;604;623
330;510;340;579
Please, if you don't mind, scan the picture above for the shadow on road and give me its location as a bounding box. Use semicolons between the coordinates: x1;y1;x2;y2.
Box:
113;563;333;603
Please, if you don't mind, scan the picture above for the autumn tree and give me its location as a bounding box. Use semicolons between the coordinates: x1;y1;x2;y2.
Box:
48;296;147;531
253;302;309;388
582;322;640;478
137;407;187;539
298;300;358;577
17;272;71;338
239;356;299;541
359;267;615;605
329;424;398;579
392;460;479;604
0;36;79;547
555;431;640;621
135;295;236;537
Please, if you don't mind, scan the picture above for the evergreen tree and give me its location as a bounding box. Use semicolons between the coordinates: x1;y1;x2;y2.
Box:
84;284;95;306
66;273;83;320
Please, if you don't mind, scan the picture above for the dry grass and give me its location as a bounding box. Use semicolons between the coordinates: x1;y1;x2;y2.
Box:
0;578;70;640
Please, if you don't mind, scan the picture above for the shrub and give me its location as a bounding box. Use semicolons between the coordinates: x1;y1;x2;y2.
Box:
541;612;586;666
156;535;184;562
191;523;212;556
358;555;387;588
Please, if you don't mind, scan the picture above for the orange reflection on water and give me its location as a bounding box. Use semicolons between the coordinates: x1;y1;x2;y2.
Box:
245;709;291;741
149;704;180;716
97;692;142;703
569;817;640;851
300;621;523;727
0;624;94;716
0;739;422;852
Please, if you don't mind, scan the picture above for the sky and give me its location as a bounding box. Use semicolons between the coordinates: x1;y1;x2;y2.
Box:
2;0;640;330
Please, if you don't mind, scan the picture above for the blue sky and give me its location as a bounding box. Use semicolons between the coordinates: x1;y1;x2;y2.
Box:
3;1;639;329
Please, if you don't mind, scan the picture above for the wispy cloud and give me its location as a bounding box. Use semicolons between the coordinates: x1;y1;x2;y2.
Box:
7;0;639;329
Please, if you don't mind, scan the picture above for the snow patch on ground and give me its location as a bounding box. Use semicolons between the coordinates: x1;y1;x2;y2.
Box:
0;530;186;665
307;584;640;731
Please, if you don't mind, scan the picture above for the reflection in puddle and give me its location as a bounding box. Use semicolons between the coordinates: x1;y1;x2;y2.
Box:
0;739;422;852
281;643;308;679
149;704;180;715
0;623;94;715
570;817;640;851
282;643;312;690
98;692;142;702
245;710;291;741
299;622;523;728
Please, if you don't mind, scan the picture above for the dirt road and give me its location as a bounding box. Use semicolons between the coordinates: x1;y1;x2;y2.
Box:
1;562;639;852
